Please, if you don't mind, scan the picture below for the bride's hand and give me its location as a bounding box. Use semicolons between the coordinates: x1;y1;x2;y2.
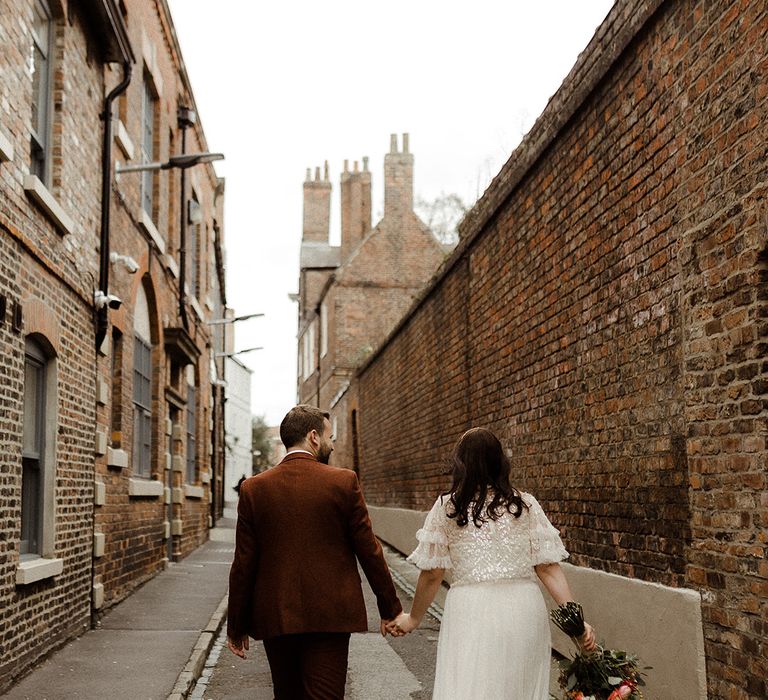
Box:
578;622;597;652
393;611;418;634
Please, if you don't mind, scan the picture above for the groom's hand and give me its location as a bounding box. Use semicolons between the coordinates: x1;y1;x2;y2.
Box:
227;634;250;659
381;618;405;637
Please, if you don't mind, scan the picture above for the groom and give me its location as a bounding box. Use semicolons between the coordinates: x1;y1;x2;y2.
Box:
227;404;403;699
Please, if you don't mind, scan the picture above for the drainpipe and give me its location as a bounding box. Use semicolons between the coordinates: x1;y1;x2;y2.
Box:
96;61;132;350
93;59;132;625
177;107;196;331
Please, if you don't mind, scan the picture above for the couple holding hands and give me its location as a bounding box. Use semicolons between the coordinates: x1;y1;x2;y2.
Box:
227;405;595;699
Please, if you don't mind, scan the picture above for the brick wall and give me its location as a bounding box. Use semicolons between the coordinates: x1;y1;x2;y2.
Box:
91;0;224;608
0;2;105;688
0;0;226;690
349;1;767;697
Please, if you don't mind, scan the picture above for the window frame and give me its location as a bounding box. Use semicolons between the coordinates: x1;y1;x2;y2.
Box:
30;0;53;185
320;301;328;358
21;340;47;557
140;73;157;219
186;384;197;484
132;334;153;478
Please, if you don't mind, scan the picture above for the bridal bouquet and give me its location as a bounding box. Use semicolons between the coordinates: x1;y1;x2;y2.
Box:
550;602;648;700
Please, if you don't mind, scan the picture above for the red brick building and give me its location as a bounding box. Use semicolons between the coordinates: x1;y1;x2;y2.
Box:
332;1;766;698
296;135;448;461
0;0;226;691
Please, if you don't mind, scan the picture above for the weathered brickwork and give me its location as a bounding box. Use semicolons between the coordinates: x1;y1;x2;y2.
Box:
347;1;766;697
0;2;109;688
0;0;226;691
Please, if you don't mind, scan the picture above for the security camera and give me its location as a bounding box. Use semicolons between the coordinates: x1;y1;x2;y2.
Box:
94;291;123;310
110;252;140;274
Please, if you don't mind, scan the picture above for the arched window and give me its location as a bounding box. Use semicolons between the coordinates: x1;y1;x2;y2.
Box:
186;365;197;484
21;336;56;560
133;284;153;477
22;339;46;555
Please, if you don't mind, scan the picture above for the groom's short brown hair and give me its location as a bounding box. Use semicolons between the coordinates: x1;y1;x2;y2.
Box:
280;405;330;449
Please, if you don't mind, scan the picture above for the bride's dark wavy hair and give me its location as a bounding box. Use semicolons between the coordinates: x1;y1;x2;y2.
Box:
444;427;527;527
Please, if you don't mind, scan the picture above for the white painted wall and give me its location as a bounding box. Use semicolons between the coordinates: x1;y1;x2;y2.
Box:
224;357;252;504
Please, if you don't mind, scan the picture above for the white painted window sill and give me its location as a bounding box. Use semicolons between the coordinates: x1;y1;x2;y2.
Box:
23;175;76;236
128;478;164;498
184;484;204;499
165;255;179;279
16;557;64;585
0;129;14;162
139;209;166;254
189;296;204;321
115;119;134;160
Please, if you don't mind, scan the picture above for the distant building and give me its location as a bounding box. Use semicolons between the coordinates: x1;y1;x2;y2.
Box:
295;134;448;467
224;355;253;502
267;425;287;466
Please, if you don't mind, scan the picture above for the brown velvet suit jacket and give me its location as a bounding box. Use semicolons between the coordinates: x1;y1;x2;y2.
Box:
227;452;402;641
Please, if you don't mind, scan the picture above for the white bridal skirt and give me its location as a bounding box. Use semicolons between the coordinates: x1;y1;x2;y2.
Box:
432;578;552;700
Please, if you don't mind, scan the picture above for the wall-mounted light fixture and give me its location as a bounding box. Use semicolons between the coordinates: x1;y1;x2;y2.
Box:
214;347;263;358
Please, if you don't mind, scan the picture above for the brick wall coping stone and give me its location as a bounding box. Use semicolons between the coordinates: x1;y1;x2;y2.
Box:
357;0;666;378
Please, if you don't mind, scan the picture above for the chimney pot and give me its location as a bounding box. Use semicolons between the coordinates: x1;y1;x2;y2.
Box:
363;156;369;172
305;168;311;182
402;133;409;153
390;133;398;154
324;160;329;181
354;160;359;173
344;159;349;173
314;166;320;181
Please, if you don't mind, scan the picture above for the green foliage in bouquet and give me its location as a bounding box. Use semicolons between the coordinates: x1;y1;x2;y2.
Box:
550;603;649;700
556;647;646;700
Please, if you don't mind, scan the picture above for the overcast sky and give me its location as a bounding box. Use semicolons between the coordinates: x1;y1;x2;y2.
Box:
167;0;615;425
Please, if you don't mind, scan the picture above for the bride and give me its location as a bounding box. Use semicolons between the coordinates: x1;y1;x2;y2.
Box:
394;427;596;699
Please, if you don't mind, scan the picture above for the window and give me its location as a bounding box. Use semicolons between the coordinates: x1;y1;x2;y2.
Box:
297;334;303;380
308;322;315;375
132;335;152;477
186;385;196;483
167;128;176;250
30;0;53;185
301;322;316;380
187;195;201;298
110;329;124;446
140;74;157;218
320;301;328;358
21;339;47;556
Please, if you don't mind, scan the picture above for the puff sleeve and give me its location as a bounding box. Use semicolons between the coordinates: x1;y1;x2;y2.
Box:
406;497;453;570
527;494;569;566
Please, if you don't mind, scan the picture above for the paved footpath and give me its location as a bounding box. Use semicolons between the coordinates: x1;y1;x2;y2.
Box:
3;518;236;700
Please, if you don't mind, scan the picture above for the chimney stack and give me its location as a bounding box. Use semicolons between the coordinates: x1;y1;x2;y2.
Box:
384;133;413;219
340;155;372;262
302;160;332;242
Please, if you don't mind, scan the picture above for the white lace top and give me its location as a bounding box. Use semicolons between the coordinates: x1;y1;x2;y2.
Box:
406;492;569;586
